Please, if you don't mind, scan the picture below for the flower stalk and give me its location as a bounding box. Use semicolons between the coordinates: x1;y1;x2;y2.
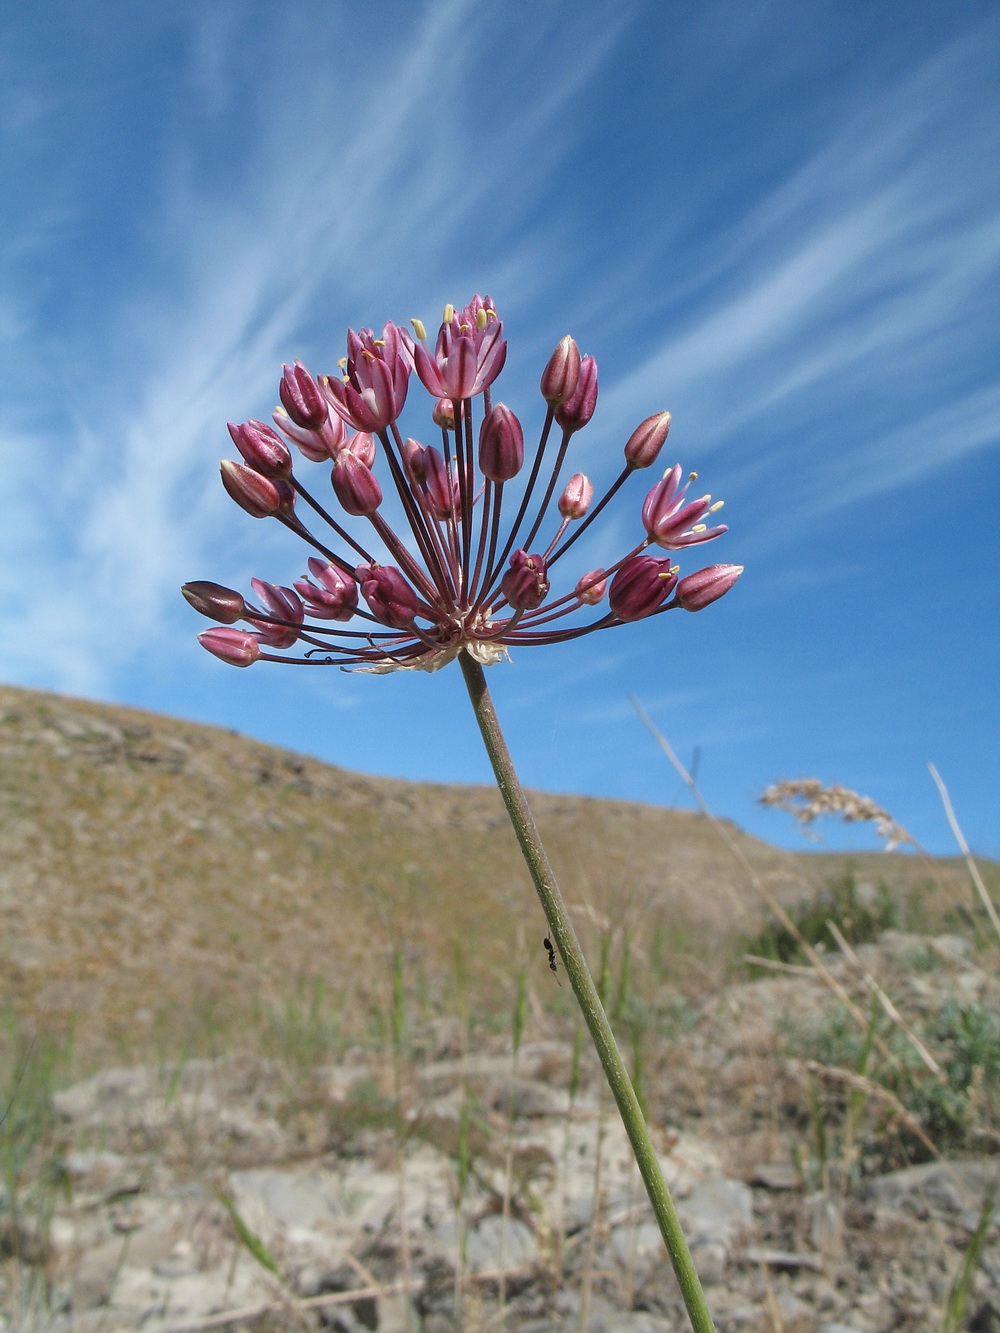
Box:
458;650;716;1333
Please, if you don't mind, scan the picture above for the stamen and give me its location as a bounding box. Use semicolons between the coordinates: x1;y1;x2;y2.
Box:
411;318;427;341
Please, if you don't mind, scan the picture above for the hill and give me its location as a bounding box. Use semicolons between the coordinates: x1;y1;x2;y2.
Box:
0;683;975;1065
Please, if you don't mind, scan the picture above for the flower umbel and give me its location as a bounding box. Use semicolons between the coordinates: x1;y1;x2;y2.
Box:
185;296;741;673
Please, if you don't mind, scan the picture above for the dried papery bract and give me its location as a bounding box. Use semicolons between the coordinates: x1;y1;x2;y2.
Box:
184;293;740;1333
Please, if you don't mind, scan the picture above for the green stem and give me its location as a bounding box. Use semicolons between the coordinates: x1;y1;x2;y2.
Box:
458;652;716;1333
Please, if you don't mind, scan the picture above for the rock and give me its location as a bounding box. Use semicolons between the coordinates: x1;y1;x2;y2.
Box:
807;1190;845;1260
865;1160;999;1218
741;1246;824;1272
229;1166;343;1237
489;1077;567;1118
677;1178;754;1247
749;1162;802;1191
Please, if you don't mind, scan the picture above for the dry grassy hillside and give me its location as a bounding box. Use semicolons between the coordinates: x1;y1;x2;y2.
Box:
0;683;976;1065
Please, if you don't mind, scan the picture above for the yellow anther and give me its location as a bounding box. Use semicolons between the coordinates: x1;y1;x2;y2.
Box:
337;357;347;371
373;338;385;347
689;471;698;481
691;523;707;533
362;349;376;361
411;317;427;341
670;565;680;575
442;303;455;324
709;499;725;513
275;405;288;417
476;308;488;330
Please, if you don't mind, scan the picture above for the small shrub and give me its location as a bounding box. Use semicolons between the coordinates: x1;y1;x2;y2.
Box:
743;869;898;967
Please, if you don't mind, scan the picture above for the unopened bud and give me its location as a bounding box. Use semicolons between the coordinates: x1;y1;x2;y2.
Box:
279;361;329;431
608;555;678;621
403;437;427;484
228;420;293;478
554;354;598;431
674;564;743;611
423;446;459;518
575;569;607;605
624;411;672;469
332;452;382;516
245;578;303;648
540;335;581;406
344;432;377;468
197;627;260;667
479;403;524;482
558;473;593;520
432;397;456;429
294;558;358;621
220;460;294;518
357;563;418;628
181;581;246;623
501;550;549;611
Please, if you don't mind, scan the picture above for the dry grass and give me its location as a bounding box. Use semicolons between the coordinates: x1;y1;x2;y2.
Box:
0;683;984;1075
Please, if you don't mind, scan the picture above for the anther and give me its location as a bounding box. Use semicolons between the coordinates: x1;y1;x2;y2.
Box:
411;318;427;341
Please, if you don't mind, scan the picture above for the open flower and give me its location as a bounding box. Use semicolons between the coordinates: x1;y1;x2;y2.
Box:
185;295;741;672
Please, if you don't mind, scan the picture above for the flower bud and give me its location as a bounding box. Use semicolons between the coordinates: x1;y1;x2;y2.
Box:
624;411;672;469
575;569;607;605
540;335;582;406
423;446;459;518
220;460;294;517
432;397;456;429
609;555;678;621
558;472;593;520
332;452;383;516
501;550;549;611
181;581;246;623
279;360;329;431
228;420;293;478
273;407;347;462
244;579;303;648
344;431;377;468
197;627;260;667
402;437;427;484
554;354;598;431
294;558;358;621
674;564;743;611
356;563;418;628
478;403;524;482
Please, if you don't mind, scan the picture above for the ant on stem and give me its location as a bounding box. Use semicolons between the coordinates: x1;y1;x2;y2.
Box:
543;936;561;985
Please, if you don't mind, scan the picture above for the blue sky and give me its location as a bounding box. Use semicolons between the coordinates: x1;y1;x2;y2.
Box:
2;0;998;859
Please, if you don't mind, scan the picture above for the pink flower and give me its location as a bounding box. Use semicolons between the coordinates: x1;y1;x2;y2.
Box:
187;293;738;671
322;322;411;432
407;296;507;400
642;465;727;549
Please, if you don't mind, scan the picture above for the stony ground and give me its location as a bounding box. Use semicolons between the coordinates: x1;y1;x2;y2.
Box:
3;930;998;1333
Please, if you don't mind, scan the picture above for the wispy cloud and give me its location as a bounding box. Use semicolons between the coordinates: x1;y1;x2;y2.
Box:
595;22;999;515
0;1;627;693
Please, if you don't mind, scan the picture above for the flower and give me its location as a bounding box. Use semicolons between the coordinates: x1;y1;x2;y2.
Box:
406;295;507;400
322;322;411;432
184;295;741;671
